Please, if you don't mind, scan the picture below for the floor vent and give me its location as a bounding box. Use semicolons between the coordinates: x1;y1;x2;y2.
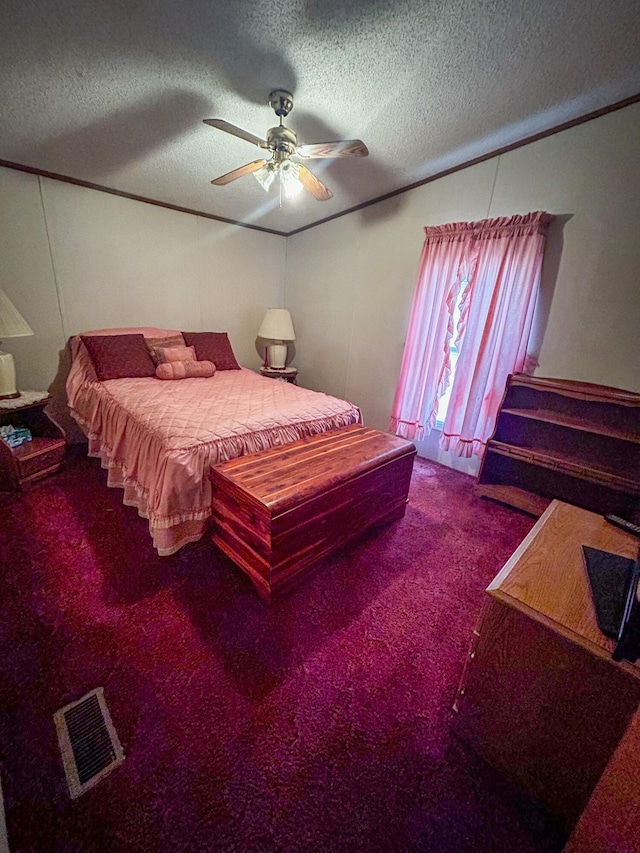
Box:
54;688;124;799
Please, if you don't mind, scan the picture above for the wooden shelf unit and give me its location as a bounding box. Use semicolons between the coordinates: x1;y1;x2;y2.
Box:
477;375;640;518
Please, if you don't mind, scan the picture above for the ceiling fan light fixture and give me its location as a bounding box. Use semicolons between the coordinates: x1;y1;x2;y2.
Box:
253;159;303;200
279;160;303;199
253;162;277;191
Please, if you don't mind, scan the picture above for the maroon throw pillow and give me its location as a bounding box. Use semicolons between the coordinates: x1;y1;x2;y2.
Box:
181;332;241;370
81;334;157;380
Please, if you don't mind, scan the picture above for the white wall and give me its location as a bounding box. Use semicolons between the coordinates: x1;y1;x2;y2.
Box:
2;102;638;468
0;167;286;432
285;103;640;472
0;169;64;393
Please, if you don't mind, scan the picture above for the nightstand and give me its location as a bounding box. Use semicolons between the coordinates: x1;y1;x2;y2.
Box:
0;394;66;490
260;366;298;385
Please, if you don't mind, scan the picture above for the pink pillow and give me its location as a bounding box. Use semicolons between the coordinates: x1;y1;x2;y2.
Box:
81;334;156;380
156;360;216;380
152;344;196;364
181;332;241;370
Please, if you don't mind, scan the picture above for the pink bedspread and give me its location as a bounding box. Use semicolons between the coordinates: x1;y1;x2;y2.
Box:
67;335;361;555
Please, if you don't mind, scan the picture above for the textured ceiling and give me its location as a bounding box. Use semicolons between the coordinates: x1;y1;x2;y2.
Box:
1;0;639;234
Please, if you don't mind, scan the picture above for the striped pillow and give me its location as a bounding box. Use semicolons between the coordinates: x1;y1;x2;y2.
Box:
152;344;196;364
155;360;216;380
145;334;185;365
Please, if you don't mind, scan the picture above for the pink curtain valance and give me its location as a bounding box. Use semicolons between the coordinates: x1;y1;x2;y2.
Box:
423;211;554;241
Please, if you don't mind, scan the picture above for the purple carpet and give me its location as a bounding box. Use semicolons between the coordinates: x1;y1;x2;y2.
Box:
0;448;565;852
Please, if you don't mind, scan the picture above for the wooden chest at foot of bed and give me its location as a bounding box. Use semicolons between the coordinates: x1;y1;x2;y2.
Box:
209;425;417;603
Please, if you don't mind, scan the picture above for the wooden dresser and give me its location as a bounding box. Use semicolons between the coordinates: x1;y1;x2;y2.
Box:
454;500;640;833
476;374;640;518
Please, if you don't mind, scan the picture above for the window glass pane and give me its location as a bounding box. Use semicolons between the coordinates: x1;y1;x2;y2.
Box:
436;279;468;426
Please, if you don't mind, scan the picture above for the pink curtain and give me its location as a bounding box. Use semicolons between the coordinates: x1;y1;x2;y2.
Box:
389;212;554;456
388;225;474;440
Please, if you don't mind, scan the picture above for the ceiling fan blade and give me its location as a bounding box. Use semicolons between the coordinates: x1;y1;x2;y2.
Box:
211;160;268;186
203;119;268;149
296;139;369;158
297;165;333;201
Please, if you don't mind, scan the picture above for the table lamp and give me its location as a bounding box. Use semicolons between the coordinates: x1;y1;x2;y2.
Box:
0;287;34;399
258;308;295;369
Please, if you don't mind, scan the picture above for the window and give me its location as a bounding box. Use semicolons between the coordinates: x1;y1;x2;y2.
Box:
435;279;468;429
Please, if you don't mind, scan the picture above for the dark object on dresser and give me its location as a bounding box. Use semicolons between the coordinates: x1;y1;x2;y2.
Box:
0;395;66;490
582;545;640;663
476;374;640;518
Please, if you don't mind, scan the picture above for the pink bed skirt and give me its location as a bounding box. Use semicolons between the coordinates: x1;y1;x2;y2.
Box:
87;435;209;555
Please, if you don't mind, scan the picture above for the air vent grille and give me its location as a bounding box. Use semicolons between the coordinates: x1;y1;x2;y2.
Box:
54;688;124;799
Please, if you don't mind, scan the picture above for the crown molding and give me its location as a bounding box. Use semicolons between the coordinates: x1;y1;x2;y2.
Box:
2;91;638;238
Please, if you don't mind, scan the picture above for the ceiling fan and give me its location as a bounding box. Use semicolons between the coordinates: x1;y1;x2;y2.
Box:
204;90;368;201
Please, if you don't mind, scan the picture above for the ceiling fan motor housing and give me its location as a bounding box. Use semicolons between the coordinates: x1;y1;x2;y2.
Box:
267;125;297;155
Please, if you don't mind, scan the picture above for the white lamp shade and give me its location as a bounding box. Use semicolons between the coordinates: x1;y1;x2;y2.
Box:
0;288;34;338
258;309;295;341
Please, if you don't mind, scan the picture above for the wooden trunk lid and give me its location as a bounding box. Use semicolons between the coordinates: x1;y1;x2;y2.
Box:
211;425;416;518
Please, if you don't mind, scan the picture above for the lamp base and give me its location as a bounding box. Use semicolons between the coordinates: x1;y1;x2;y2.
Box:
267;343;288;370
0;350;18;399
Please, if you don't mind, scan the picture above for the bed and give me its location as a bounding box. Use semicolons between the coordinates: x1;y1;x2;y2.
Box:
66;327;361;555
